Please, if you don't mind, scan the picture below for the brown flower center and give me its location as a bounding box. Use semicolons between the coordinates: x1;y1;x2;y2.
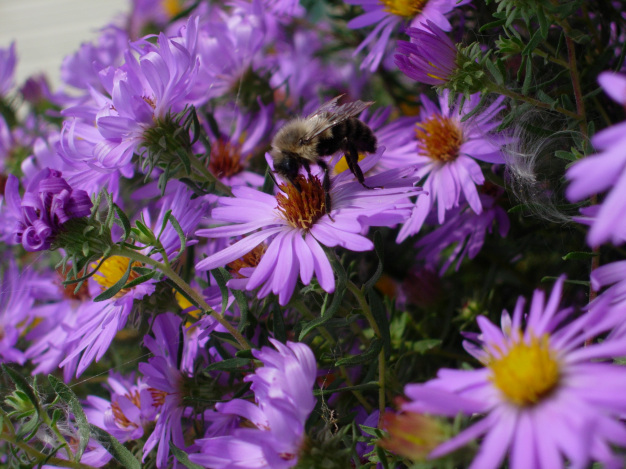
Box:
58;268;90;301
208;139;245;179
227;243;267;278
416;115;463;163
380;0;427;17
276;175;326;230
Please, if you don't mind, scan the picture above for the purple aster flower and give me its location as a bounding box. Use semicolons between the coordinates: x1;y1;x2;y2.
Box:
0;260;35;364
196;149;420;305
417;194;509;275
84;372;157;444
61;16;202;172
191;339;317;468
346;0;471;71
395;22;458;85
397;91;508;242
566;71;626;247
3;168;92;251
0;41;17;96
139;313;192;468
196;3;267;100
401;277;626;469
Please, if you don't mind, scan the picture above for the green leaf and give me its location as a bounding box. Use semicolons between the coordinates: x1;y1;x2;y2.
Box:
272;303;287;343
166;213;187;262
554;150;576;161
232;288;250;333
411;339;442;354
562;251;597;261
170;442;205;469
479;18;506;32
204;357;251;372
2;365;40;414
211;268;231;315
313;381;379;396
537;6;549;38
93;257;132;302
368;289;391;358
48;375;90;460
522;56;532;96
363;231;384;292
566;29;591;44
89;424;141;469
522;28;544;55
112;203;131;240
335;338;382;367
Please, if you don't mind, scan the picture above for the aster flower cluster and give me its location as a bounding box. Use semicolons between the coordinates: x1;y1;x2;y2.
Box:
1;1;626;468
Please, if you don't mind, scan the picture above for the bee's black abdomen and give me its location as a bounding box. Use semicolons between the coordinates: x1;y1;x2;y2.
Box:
315;118;377;157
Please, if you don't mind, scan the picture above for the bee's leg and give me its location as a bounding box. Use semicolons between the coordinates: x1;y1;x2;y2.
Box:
302;160;313;178
317;159;334;221
345;144;377;189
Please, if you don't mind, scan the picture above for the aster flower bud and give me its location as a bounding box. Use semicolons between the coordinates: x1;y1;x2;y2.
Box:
5;168;92;252
395;22;488;96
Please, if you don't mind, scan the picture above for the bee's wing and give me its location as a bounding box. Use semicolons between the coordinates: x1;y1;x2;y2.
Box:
303;96;374;143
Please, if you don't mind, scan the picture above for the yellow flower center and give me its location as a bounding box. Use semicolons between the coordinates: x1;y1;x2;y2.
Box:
208;139;245;179
175;290;201;319
92;256;141;298
415;115;463;163
161;0;183;17
276;175;327;230
488;334;561;406
334;152;366;174
380;0;427;18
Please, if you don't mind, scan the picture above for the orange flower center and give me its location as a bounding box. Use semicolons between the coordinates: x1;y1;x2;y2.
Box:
415;115;463;163
208;139;245;179
227;243;267;278
276;175;327;230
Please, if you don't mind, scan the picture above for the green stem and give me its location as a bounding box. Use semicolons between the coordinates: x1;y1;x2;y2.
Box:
487;83;582;120
110;246;249;350
347;281;386;425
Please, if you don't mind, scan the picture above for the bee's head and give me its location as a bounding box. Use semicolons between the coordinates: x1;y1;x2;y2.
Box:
272;151;300;183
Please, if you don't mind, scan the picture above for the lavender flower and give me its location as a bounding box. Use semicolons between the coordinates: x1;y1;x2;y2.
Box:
346;0;471;71
417;194;509;275
395;22;458;85
566;71;626;247
196;150;420;305
401;277;626;468
191;339;317;468
139;313;192;468
0;41;17;96
3;168;92;251
397;91;508;242
0;260;34;364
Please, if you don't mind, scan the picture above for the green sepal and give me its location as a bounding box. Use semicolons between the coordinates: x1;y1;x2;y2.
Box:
170;442;205;469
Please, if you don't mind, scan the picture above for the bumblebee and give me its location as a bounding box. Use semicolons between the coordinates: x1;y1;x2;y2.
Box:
269;95;378;213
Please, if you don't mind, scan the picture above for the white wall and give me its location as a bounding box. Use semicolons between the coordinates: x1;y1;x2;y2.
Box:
0;0;128;90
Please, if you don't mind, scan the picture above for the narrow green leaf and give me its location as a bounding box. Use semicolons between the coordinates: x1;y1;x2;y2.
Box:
204;357;251;372
232;288;250;333
93;258;132;302
484;58;503;85
170;442;205;469
212;268;231;315
554;150;577;161
166;213;187;262
272;303;287;343
522;56;532;96
412;339;442;354
562;251;597;261
89;424;141;469
112;203;131;240
479;18;506;32
363;231;384;292
335;338;382;367
48;375;89;459
122;271;157;290
537;6;548;38
368;289;391;358
313;381;380;396
522;29;544;55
